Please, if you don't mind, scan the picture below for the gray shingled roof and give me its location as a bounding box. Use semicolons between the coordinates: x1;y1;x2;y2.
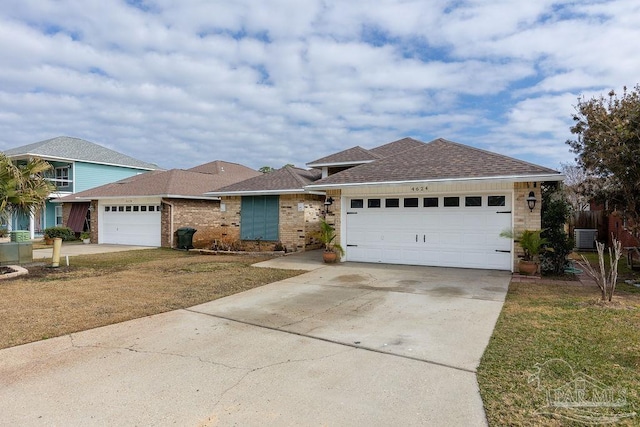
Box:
306;137;425;167
306;146;380;167
3;136;159;170
71;161;259;199
369;137;426;157
308;138;560;187
186;160;262;183
209;166;322;195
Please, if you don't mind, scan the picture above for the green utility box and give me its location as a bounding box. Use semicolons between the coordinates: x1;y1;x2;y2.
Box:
176;227;197;250
10;230;30;242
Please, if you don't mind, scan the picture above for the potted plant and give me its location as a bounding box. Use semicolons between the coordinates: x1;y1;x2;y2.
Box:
319;219;344;263
80;232;91;244
500;229;551;275
43;229;54;245
43;226;75;245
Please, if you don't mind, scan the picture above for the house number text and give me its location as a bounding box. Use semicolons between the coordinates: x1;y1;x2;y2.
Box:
410;186;429;192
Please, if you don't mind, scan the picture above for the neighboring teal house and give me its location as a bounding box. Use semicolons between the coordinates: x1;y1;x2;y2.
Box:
3;136;160;238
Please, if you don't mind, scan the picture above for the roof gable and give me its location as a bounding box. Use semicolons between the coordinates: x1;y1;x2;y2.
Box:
306;137;426;168
3;136;159;170
306;146;380;167
185;160;260;184
309;138;560;186
210;166;321;194
369;137;425;158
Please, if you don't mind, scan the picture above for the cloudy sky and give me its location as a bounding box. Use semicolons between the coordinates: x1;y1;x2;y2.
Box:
0;1;638;171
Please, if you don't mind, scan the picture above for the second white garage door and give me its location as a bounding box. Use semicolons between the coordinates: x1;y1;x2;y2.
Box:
345;194;512;270
101;203;161;247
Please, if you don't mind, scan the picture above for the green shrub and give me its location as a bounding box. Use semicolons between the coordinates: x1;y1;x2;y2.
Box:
44;226;76;241
541;182;574;275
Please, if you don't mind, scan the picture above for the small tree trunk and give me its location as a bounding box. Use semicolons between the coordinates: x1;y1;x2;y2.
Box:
579;238;622;302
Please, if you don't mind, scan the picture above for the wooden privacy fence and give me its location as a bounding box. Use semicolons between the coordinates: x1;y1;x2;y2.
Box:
568;210;607;243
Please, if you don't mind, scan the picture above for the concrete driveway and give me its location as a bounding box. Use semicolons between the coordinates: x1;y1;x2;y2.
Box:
0;254;509;426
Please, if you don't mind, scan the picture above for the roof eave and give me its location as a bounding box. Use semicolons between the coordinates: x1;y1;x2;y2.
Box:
7;153;157;171
206;189;325;196
306;173;564;189
71;194;220;201
305;160;375;168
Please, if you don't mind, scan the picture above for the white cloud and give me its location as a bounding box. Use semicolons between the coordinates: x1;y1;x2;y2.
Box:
0;0;637;171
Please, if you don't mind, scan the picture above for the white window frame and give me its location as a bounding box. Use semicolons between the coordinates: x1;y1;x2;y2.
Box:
55;205;63;226
55;167;69;188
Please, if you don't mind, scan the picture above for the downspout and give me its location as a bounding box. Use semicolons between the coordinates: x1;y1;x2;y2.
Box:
162;200;175;248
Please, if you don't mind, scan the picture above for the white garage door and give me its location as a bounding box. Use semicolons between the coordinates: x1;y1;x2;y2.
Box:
345;194;512;270
101;203;161;247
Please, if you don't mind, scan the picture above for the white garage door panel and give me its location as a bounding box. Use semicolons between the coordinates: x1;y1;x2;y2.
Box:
345;194;512;270
102;206;161;247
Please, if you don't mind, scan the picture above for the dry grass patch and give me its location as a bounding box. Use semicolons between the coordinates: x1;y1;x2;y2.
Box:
478;281;640;426
0;249;302;349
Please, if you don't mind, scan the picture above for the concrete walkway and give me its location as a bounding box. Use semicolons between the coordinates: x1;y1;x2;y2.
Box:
0;252;509;426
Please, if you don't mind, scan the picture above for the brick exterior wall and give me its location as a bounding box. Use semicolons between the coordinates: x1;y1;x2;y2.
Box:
513;182;542;269
219;194;324;252
278;194;324;252
89;200;98;243
61;203;72;232
324;189;342;246
161;198;221;249
218;196;242;246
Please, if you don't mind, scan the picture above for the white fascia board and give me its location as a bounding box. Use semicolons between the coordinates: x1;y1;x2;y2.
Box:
73;195;220;201
306;173;564;189
206;189;326;197
305;160;374;168
205;189;303;196
9;153;157;171
164;195;221;201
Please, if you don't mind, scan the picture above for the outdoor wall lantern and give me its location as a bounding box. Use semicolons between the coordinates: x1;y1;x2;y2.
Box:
324;196;334;212
526;191;537;212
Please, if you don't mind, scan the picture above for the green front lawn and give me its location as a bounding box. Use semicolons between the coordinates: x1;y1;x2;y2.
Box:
478;280;640;426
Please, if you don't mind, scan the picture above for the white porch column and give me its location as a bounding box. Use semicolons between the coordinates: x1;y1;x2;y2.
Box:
29;212;35;239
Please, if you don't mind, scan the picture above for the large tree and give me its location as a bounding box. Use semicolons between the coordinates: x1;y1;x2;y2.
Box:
559;162;592;212
567;84;640;234
0;153;55;224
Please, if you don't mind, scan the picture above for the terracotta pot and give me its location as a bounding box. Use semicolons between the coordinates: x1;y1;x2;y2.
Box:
323;251;338;263
44;237;53;245
518;260;538;275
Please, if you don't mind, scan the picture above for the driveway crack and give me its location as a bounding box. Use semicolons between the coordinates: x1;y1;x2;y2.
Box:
67;334;246;371
208;347;355;410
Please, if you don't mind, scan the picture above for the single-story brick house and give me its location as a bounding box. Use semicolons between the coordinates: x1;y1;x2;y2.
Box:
209;137;563;271
64;161;260;248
